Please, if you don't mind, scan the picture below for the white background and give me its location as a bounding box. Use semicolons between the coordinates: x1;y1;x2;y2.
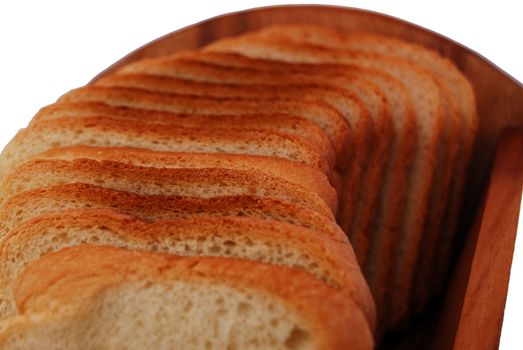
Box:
0;1;521;348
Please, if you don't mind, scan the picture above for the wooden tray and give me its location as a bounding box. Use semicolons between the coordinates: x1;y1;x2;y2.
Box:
93;5;523;349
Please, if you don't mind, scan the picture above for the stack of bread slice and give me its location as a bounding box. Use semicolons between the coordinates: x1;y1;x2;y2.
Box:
0;24;476;346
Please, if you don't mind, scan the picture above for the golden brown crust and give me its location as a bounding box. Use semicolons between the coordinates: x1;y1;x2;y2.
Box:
37;146;337;212
1;158;334;219
2;209;374;330
0;23;479;340
11;245;374;349
0;183;344;243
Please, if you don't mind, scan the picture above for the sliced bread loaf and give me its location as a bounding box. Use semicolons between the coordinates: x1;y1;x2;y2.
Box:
0;244;373;349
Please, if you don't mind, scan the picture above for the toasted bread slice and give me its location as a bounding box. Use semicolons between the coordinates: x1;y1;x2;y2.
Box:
0;116;332;181
35;146;336;213
0;245;373;349
0;183;343;242
204;34;443;326
0;158;334;219
0;210;375;331
57;85;345;165
32;102;332;160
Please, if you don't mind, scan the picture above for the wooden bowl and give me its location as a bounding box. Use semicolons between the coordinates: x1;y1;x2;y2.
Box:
93;5;523;349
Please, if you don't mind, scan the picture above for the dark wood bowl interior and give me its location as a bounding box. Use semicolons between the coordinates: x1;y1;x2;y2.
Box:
93;5;523;349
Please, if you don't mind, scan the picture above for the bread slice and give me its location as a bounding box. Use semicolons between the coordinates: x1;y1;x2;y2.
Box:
0;183;343;242
116;52;396;265
249;24;474;315
0;115;332;181
205;34;443;326
57;85;346;165
0;158;334;220
35;145;336;213
31;101;333;161
0;245;374;349
0;210;375;331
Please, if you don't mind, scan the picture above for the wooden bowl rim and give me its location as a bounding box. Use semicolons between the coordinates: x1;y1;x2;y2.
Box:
92;4;523;88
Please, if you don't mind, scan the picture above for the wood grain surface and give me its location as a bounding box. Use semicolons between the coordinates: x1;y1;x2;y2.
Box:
453;131;523;349
92;5;523;348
